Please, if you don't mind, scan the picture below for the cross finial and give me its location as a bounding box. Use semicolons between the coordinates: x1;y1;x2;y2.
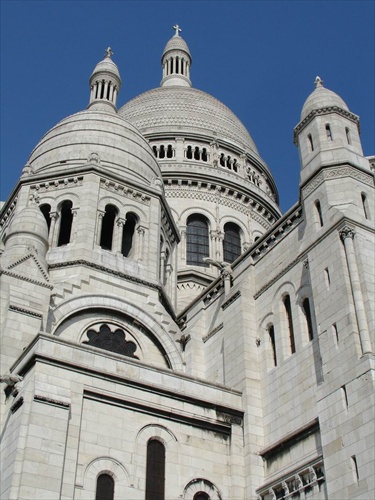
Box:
314;76;323;88
173;24;182;36
105;47;113;58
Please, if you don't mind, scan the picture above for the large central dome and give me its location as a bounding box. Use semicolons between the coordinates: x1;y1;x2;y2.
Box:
120;86;259;155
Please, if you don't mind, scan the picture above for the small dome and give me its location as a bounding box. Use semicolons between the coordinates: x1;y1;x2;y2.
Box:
162;34;191;59
7;206;48;242
301;77;349;120
90;49;121;83
27;110;163;188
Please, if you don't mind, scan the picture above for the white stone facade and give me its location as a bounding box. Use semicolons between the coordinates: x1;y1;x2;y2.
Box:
0;31;374;500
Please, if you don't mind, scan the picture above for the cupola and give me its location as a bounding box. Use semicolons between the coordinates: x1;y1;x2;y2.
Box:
88;48;122;112
160;25;192;87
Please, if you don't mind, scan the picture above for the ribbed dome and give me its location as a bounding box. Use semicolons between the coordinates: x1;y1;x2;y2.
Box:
301;79;349;120
119;86;259;155
27;110;162;188
162;34;191;58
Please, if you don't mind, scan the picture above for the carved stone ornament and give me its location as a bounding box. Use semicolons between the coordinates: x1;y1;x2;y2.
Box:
339;225;355;241
87;152;101;164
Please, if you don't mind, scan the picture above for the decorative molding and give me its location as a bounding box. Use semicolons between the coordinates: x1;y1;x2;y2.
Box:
0;268;53;289
294;105;360;141
30;176;83;198
302;165;373;198
254;256;302;299
7;252;50;282
9;305;43;319
33;394;70;408
0;197;18;228
100;178;151;205
203;323;223;343
222;290;241;310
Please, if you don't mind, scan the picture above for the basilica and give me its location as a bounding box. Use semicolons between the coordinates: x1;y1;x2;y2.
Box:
0;27;374;500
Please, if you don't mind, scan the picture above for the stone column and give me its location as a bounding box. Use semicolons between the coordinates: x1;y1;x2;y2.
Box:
49;212;58;247
114;218;126;254
71;208;79;243
180;229;186;262
136;226;146;261
103;80;109;100
340;226;372;354
95;211;105;246
109;84;114;102
97;80;103;99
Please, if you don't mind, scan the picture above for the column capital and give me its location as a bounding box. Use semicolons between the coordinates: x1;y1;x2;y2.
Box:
339;225;355;241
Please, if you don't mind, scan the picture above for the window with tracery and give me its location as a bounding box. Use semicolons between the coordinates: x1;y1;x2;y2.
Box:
83;323;138;358
223;222;241;263
186;214;209;266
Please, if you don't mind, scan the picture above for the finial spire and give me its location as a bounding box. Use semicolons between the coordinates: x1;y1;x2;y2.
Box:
173;24;181;37
314;76;323;88
105;47;113;59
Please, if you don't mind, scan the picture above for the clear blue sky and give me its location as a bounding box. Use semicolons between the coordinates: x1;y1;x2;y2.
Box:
1;0;374;213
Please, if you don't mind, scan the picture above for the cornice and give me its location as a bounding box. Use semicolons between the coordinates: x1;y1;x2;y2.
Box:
294;106;360;142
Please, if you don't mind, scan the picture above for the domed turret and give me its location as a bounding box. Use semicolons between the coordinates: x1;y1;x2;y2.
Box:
300;76;349;120
2;205;49;269
161;25;192;88
294;77;368;185
88;48;122;112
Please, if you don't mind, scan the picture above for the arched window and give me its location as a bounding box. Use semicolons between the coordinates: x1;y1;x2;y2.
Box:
193;493;210;500
361;193;370;220
302;298;314;341
121;212;137;257
153;145;158;158
223;222;241;263
186;146;193;159
220;153;225;166
315;200;324;227
345;127;352;145
268;324;277;367
100;204;118;251
166;144;173;158
308;134;314;151
57;200;73;246
283;294;296;354
186;214;209;266
159;145;165;159
201;148;208;162
95;473;114;500
146;439;165;500
325;124;333;141
194;146;200;160
40;203;51;234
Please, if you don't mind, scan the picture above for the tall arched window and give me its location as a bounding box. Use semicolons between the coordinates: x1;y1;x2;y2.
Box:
146;439;165;500
283;294;296;354
100;204;118;251
95;473;114;500
40;203;51;234
302;298;314;341
325;124;333;141
361;193;370;220
308;134;314;151
186;214;209;266
315;200;324;227
57;200;73;246
268;324;277;367
121;212;137;257
223;222;241;263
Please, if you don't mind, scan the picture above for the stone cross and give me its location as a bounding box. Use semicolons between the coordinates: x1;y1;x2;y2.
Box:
173;24;181;36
